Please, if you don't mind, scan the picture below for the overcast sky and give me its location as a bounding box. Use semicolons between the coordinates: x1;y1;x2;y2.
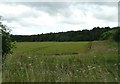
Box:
0;2;118;35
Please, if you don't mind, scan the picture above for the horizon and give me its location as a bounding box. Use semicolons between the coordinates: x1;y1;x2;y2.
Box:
11;26;116;35
0;2;118;35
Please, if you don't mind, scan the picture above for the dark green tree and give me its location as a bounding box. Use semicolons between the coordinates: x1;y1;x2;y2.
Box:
0;17;15;59
112;28;120;42
100;27;119;42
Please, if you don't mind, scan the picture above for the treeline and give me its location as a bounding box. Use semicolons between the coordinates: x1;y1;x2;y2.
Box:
11;26;119;42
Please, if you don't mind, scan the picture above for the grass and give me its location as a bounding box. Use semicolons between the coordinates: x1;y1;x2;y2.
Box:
2;41;119;82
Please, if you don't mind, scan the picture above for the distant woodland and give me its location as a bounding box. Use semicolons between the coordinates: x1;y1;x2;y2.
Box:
11;26;119;42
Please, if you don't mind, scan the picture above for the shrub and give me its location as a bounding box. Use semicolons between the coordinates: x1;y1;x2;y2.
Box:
112;29;120;42
100;27;119;42
0;17;15;59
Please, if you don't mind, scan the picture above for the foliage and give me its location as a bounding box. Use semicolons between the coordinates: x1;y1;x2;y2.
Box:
11;26;112;42
112;28;120;42
0;18;15;58
100;27;119;42
100;30;114;40
2;41;118;82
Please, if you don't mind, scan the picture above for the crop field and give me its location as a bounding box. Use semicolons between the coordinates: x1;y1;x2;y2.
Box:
2;41;119;82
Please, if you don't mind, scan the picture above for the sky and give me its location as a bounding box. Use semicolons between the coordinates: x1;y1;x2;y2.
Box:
0;1;118;35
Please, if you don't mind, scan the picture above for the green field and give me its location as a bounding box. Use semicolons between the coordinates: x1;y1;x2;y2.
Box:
2;41;119;82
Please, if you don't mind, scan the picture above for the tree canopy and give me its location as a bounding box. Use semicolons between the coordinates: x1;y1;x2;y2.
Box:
11;26;119;42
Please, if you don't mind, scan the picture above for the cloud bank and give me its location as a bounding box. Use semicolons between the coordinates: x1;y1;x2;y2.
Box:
0;2;118;35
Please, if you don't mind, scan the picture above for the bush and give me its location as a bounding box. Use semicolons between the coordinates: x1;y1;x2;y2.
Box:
112;29;120;42
100;27;119;42
0;18;15;59
100;31;112;40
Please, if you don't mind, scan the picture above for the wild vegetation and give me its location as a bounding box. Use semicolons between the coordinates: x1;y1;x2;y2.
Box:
2;41;119;82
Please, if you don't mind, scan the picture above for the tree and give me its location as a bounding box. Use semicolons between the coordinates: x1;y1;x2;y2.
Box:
0;16;15;60
112;28;120;42
100;27;119;42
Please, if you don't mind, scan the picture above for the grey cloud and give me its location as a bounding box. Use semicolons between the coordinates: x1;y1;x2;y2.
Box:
39;2;117;23
93;10;117;22
2;2;117;19
95;14;117;22
0;2;117;34
85;2;117;7
1;2;73;18
74;2;117;22
92;5;117;22
15;2;71;16
2;16;19;23
1;8;40;23
61;20;86;25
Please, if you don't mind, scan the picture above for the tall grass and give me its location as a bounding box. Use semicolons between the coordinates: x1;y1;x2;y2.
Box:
2;41;119;82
